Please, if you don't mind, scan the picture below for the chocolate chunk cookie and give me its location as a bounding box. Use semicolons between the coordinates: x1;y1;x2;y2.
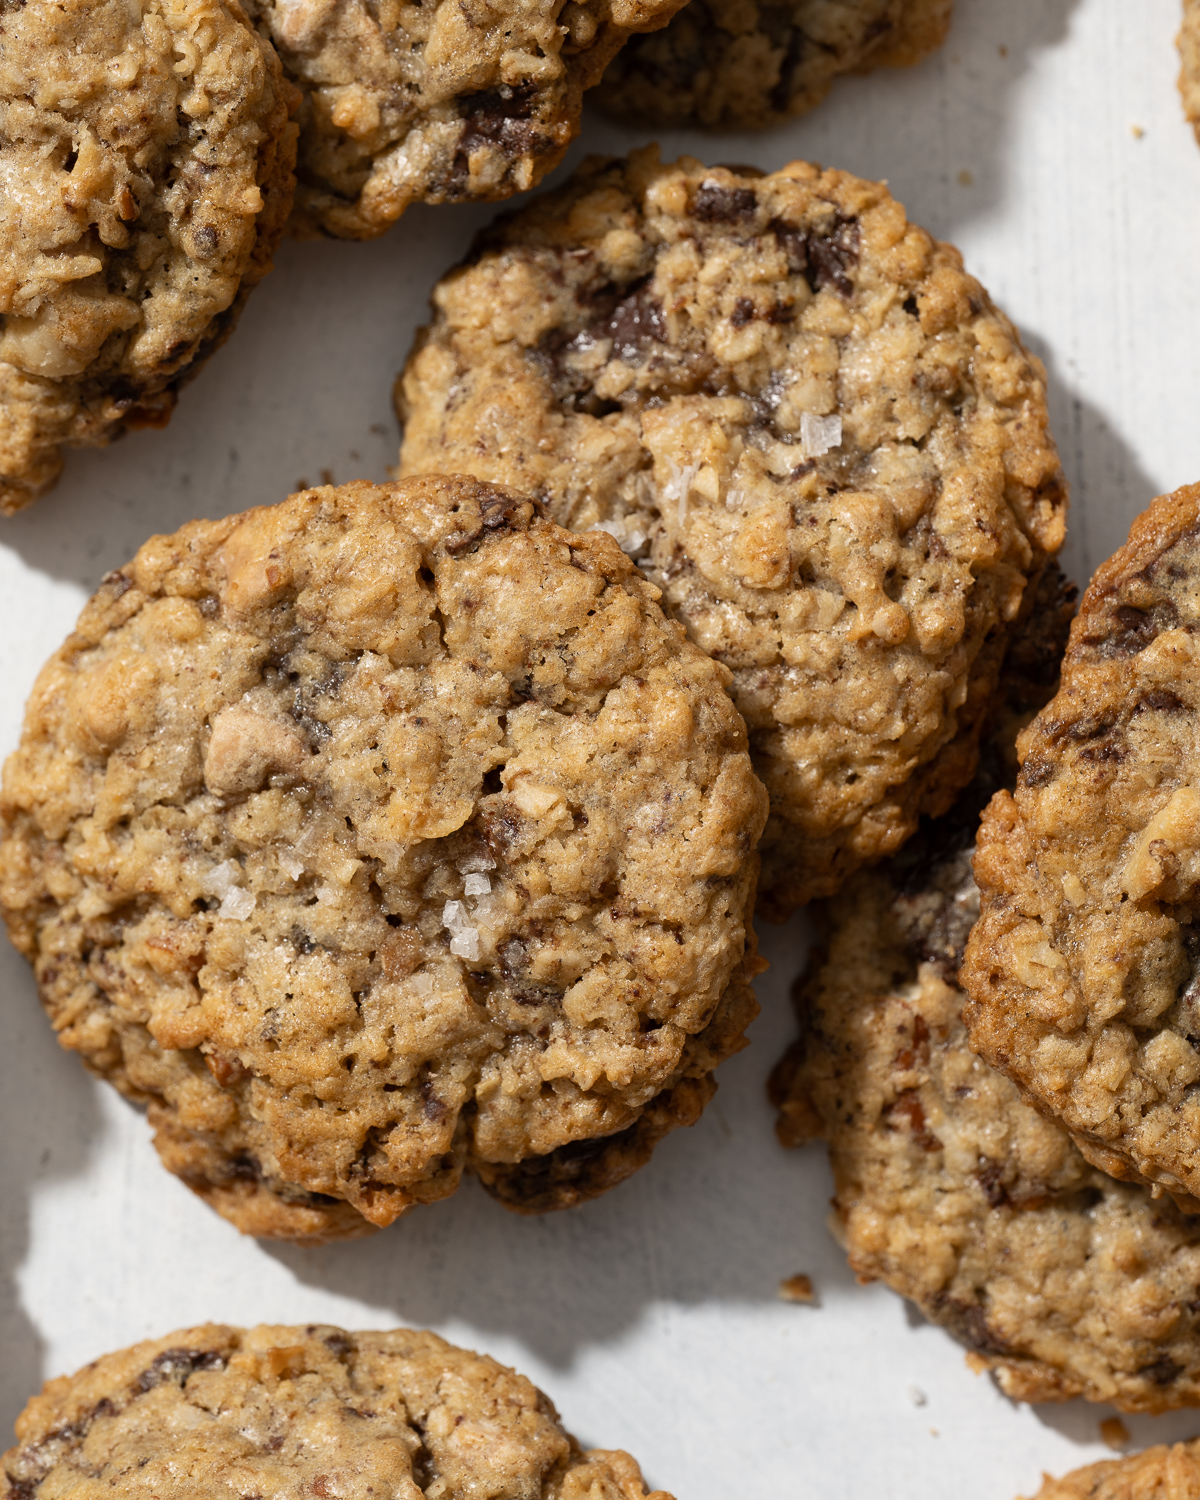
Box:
241;0;687;239
1181;0;1200;145
1024;1442;1200;1500
773;572;1200;1411
0;1323;674;1500
0;476;765;1241
963;483;1200;1207
595;0;953;131
397;151;1067;914
0;0;297;514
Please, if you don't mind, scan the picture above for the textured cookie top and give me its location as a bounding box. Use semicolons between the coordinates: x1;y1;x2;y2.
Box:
0;1323;673;1500
963;484;1200;1205
0;476;765;1240
596;0;953;131
242;0;685;239
0;0;295;513
1025;1442;1200;1500
398;150;1066;912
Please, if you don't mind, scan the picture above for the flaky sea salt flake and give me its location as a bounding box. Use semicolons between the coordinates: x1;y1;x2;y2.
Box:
218;886;256;921
464;873;492;896
449;927;481;962
800;412;842;458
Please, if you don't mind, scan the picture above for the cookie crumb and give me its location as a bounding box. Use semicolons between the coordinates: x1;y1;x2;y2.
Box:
1100;1417;1131;1450
1130;123;1146;139
998;44;1009;58
907;1385;927;1407
964;1352;989;1375
778;1274;817;1304
957;168;974;187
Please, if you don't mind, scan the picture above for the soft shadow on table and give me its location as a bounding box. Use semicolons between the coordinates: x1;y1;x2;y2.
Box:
263;913;856;1370
0;948;100;1435
1025;336;1162;588
576;0;1084;242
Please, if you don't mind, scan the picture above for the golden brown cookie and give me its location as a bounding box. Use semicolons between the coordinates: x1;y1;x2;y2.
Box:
397;149;1067;915
771;571;1200;1413
0;476;766;1241
1023;1441;1200;1500
595;0;954;131
963;483;1200;1207
0;1323;674;1500
241;0;688;239
0;0;297;513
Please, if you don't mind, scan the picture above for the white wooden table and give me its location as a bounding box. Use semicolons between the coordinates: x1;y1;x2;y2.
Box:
3;3;1198;1494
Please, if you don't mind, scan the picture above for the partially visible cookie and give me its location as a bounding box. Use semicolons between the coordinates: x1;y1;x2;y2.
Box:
0;1323;674;1500
241;0;688;239
1023;1442;1200;1500
398;150;1067;915
771;571;1200;1411
0;476;766;1241
0;0;297;513
595;0;953;131
1180;0;1200;144
963;483;1200;1207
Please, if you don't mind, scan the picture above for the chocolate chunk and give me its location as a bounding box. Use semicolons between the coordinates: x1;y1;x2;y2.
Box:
804;217;860;297
597;278;666;361
693;180;757;222
137;1348;227;1392
934;1296;1012;1357
1086;600;1179;658
730;296;755;327
1139;1354;1183;1385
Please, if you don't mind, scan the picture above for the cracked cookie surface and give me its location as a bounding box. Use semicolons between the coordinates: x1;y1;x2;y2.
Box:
0;0;296;513
963;484;1200;1208
1025;1442;1200;1500
241;0;687;239
771;571;1200;1412
398;150;1066;914
0;475;765;1241
596;0;953;131
0;1323;674;1500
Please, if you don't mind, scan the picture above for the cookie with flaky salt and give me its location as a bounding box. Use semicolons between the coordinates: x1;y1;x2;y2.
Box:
0;475;765;1241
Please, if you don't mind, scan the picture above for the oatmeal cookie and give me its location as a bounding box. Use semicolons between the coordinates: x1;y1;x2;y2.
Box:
0;476;765;1241
241;0;687;239
0;1323;674;1500
772;572;1200;1412
1024;1442;1200;1500
595;0;954;132
0;0;297;514
962;483;1200;1206
397;150;1067;915
1180;0;1200;145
